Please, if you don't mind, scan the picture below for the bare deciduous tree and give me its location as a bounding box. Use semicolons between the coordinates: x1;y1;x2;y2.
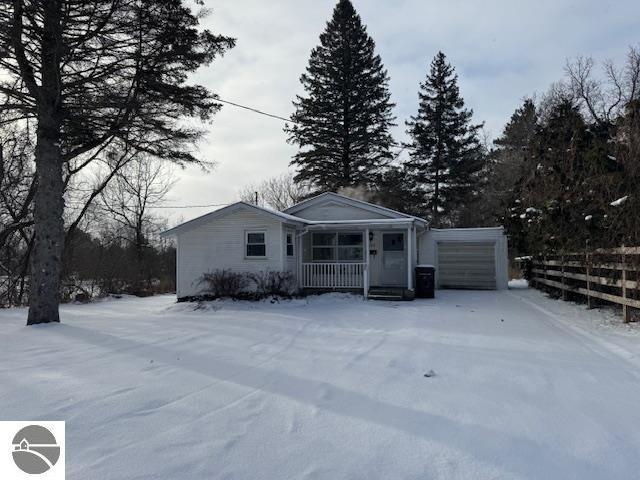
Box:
565;46;640;124
0;119;34;306
239;172;312;211
97;156;175;293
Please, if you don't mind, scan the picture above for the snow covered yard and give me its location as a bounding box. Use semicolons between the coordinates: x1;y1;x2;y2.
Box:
1;289;640;480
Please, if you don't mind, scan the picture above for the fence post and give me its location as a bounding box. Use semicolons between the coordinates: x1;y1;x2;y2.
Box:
531;256;536;289
561;253;567;300
622;247;630;323
585;250;593;309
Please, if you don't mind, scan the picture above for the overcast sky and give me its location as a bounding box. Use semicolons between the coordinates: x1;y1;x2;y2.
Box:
162;0;639;225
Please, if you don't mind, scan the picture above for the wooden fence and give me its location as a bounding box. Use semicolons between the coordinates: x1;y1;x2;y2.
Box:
526;247;640;323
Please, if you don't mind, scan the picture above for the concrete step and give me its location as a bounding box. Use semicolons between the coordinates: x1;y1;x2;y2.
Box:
368;287;415;301
368;288;407;301
368;294;404;301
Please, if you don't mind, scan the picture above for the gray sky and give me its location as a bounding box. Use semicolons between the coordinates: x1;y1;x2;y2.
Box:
163;0;639;225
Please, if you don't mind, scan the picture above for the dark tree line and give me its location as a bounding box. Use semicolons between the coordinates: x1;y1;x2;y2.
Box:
491;47;640;254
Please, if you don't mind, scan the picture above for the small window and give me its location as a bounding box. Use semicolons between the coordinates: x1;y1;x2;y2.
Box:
246;231;266;257
286;233;294;256
383;233;404;251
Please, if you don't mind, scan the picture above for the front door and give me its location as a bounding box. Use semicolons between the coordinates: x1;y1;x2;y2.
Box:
381;233;406;286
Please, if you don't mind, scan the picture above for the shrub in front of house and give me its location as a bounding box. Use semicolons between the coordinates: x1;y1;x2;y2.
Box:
248;270;296;298
198;269;250;299
195;269;297;301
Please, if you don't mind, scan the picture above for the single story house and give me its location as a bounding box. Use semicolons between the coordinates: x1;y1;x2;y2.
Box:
161;192;508;300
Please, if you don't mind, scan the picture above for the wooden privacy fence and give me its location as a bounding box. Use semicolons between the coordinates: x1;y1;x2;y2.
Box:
528;247;640;323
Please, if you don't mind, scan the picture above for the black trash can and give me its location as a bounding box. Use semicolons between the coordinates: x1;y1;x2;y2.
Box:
415;265;435;299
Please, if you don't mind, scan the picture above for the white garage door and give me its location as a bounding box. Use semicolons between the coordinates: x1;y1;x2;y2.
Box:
437;241;496;289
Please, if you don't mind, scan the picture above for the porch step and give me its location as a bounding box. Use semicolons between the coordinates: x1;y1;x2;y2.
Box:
367;288;412;301
368;294;404;301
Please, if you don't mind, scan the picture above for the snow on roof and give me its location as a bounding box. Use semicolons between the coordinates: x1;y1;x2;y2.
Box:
248;203;308;223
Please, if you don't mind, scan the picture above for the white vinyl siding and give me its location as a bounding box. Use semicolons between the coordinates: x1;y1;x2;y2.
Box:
176;208;284;298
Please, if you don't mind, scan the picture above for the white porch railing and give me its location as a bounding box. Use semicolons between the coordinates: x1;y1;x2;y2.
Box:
301;263;365;288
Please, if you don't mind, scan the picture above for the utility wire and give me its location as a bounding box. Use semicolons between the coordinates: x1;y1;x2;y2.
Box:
217;96;411;156
217;97;297;124
65;201;232;209
63;100;413;211
146;202;231;209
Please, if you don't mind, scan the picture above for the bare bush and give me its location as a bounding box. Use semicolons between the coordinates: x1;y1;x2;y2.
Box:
248;270;296;297
198;270;250;298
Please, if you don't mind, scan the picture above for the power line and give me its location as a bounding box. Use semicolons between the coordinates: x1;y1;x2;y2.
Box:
217;96;410;156
65;201;232;210
217;97;297;124
62;99;413;212
147;202;231;209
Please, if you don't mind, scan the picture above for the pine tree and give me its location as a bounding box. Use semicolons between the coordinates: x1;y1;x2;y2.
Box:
484;99;538;223
405;52;484;226
286;0;395;192
494;99;538;151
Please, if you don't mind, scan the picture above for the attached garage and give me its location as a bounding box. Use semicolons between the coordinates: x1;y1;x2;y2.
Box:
437;241;497;289
419;227;509;290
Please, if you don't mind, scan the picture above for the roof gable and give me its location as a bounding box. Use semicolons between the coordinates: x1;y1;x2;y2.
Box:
161;202;305;237
285;192;426;223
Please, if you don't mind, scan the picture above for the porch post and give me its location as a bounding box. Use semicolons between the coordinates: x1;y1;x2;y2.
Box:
364;228;370;298
297;230;304;291
407;224;413;290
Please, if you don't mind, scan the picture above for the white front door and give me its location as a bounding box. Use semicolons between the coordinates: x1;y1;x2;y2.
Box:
381;232;406;286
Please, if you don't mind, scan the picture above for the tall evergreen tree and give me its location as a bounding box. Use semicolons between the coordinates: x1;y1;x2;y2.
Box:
405;52;484;226
286;0;395;192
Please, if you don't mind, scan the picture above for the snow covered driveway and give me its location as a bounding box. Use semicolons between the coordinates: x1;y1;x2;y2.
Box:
1;289;640;480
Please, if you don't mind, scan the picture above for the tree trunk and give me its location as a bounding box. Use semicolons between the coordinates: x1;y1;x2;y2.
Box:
27;0;64;325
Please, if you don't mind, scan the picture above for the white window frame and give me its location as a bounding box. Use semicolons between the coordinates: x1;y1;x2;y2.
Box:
286;232;294;257
245;230;267;259
311;232;363;263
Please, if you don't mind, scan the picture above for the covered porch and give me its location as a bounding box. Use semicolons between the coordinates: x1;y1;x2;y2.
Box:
297;219;423;298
